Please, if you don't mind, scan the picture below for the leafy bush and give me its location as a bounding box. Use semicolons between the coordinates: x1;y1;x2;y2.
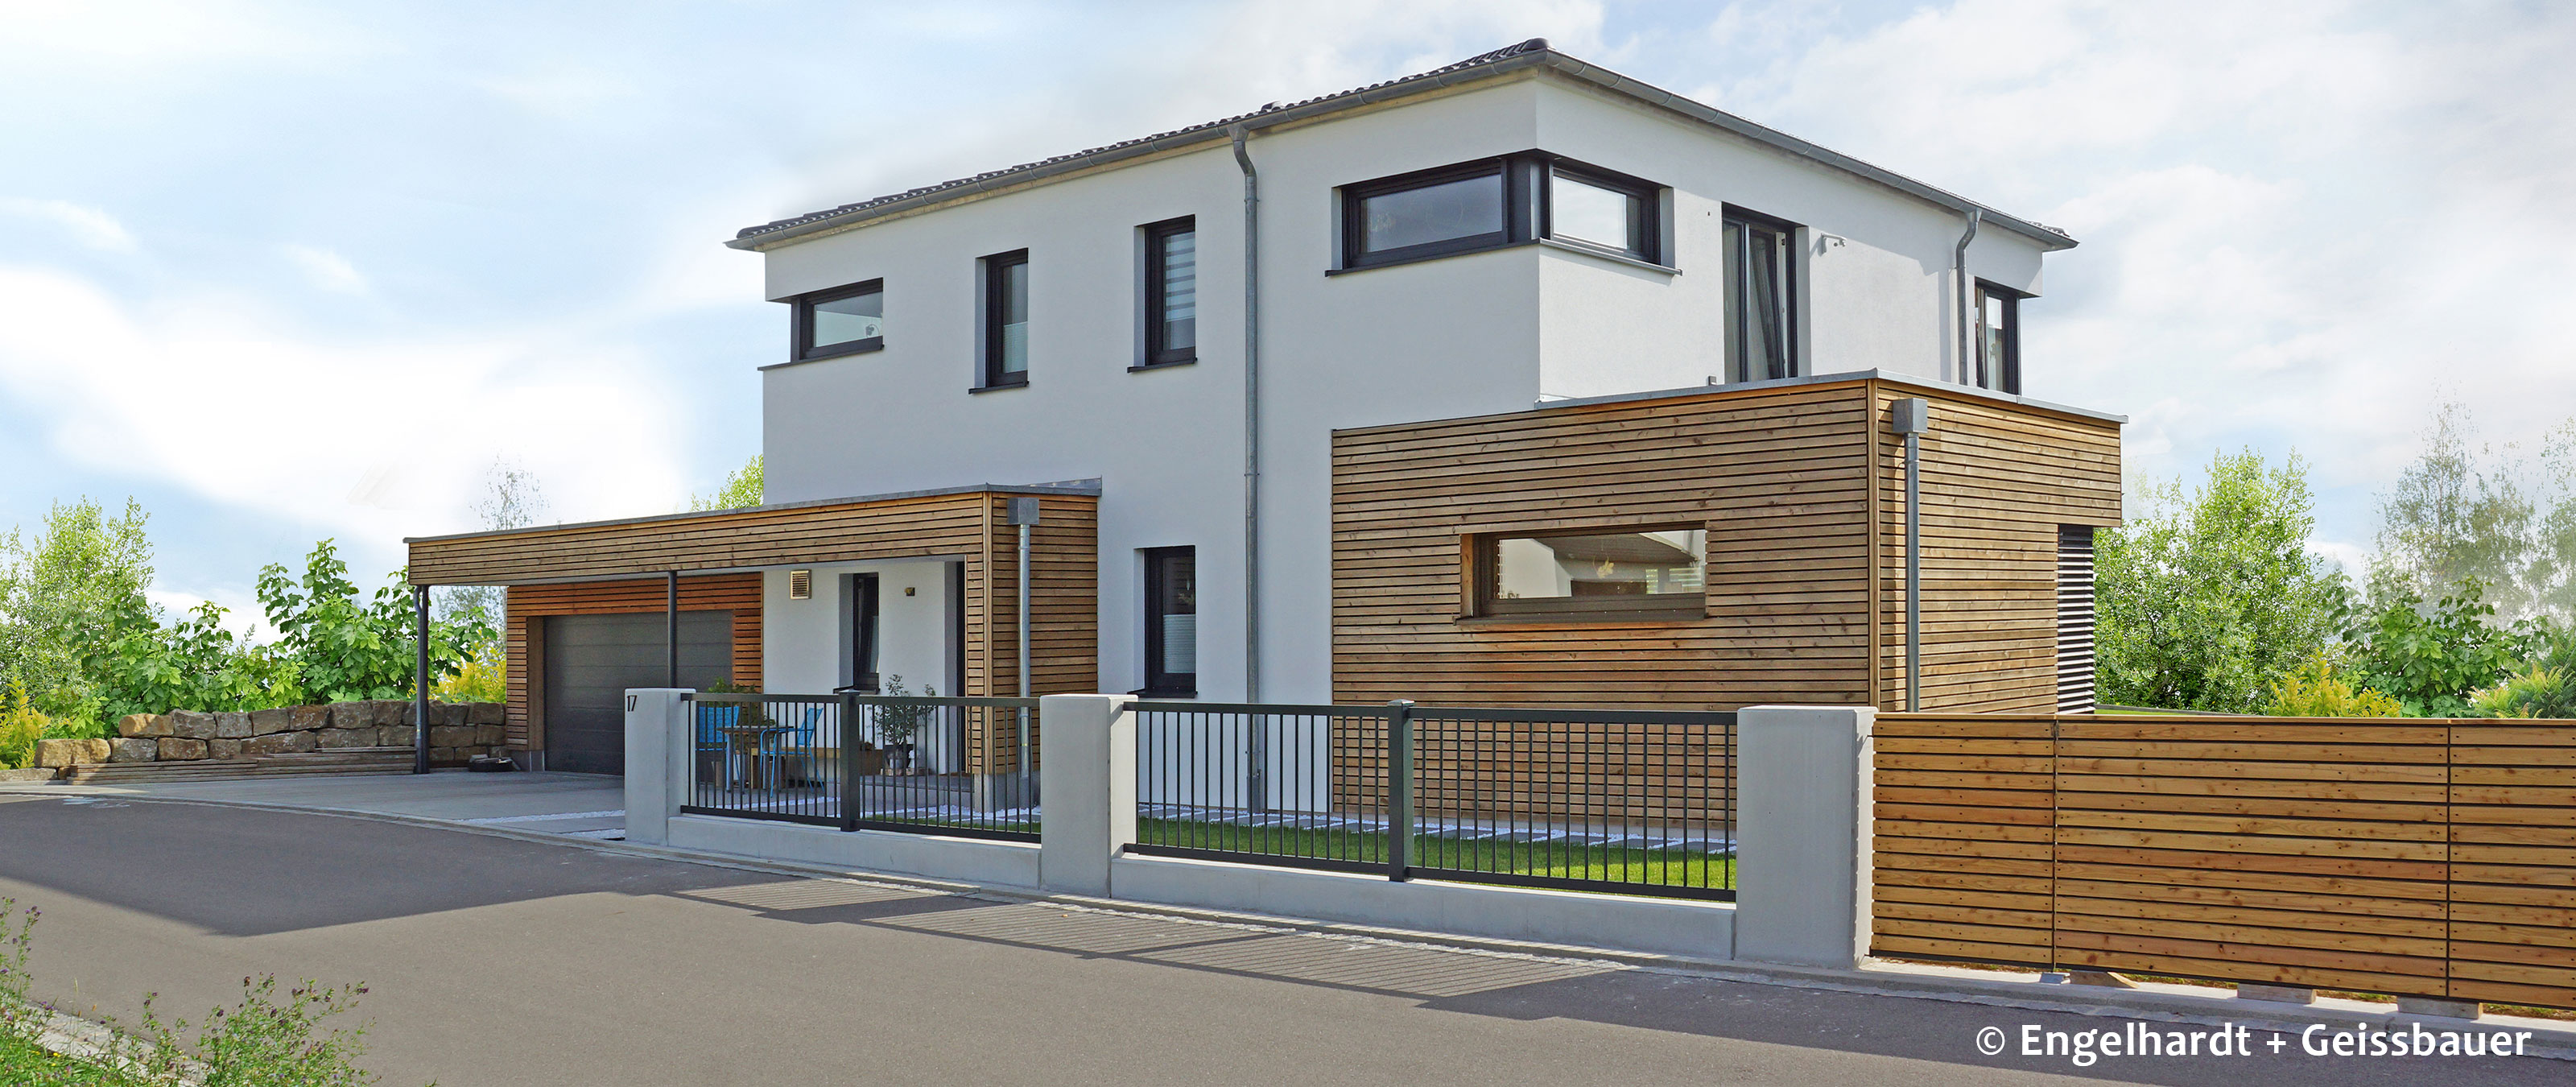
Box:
2470;628;2576;718
91;603;302;721
0;680;47;771
2343;582;2546;717
2262;655;2406;717
0;498;155;731
431;650;503;705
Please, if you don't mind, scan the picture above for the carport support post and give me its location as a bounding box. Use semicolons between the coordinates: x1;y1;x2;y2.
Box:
1037;694;1133;896
664;571;679;688
1734;705;1874;969
412;585;431;774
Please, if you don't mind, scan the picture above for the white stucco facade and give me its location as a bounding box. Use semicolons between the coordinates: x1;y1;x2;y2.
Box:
742;63;2069;703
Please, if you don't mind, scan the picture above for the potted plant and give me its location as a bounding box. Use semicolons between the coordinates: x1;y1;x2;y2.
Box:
873;675;939;774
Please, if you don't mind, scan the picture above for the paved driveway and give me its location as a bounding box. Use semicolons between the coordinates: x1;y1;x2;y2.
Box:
0;794;2559;1086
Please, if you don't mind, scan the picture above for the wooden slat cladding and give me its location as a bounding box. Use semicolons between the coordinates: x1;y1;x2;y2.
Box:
1872;386;2121;712
1331;378;2119;712
502;575;763;752
409;490;1005;586
1874;713;2576;1010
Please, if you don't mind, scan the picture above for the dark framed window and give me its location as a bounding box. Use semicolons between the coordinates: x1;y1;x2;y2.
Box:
843;572;881;692
1975;280;2023;395
1142;217;1197;367
980;249;1030;388
1468;527;1707;622
1337;152;1662;272
791;279;884;362
1724;208;1798;383
1143;547;1197;696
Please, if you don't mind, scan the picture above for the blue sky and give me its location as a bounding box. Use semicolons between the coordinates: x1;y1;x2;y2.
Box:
5;1;2574;630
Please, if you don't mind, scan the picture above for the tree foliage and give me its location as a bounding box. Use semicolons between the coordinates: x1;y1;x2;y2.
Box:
2340;581;2547;717
2371;403;2576;623
2095;449;2348;713
0;498;155;724
2261;655;2405;718
690;454;764;511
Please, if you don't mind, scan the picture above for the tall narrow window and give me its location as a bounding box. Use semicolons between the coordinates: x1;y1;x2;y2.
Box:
791;279;884;362
981;249;1030;387
1723;209;1798;383
1975;281;2022;394
845;572;881;692
1143;217;1197;366
1143;547;1197;696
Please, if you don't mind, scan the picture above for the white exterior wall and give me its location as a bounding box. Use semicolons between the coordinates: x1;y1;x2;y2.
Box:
762;560;956;696
753;71;2060;701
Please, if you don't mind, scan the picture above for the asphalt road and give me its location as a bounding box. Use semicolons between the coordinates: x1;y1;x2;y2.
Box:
0;793;2558;1087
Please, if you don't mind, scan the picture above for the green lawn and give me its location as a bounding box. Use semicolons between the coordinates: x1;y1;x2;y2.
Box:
1135;817;1733;895
0;1027;141;1086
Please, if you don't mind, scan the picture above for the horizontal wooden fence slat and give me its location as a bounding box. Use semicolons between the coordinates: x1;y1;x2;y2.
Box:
1872;713;2576;1009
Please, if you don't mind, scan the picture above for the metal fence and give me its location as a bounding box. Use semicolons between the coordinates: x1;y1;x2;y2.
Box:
1130;700;1736;900
679;692;1041;841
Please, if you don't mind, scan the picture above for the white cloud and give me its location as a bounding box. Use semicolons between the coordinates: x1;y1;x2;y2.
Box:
279;243;366;295
0;197;136;251
0;264;688;543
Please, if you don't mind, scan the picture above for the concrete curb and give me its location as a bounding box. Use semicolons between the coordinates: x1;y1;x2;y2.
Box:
21;788;2576;1061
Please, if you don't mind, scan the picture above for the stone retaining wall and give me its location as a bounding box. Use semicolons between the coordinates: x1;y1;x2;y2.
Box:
35;701;507;770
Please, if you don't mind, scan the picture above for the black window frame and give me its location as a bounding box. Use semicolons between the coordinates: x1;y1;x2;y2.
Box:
1141;217;1198;369
979;249;1030;390
1975;279;2024;395
1141;546;1197;697
1465;526;1709;623
1723;206;1801;383
790;279;885;363
1335;151;1664;273
841;572;881;693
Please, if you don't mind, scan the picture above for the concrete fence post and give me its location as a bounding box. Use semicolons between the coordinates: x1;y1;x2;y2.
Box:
1038;694;1135;896
1733;705;1875;969
622;688;693;846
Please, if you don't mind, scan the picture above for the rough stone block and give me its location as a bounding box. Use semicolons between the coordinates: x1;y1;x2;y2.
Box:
428;725;477;748
207;738;243;760
167;711;218;740
288;704;328;731
117;713;173;738
386;700;414;727
246;709;291;736
108;738;158;763
243;731;318;756
36;738;96;767
157;737;208;761
428;746;463;765
325;702;369;729
467;702;503;725
439;702;469;727
473;724;505;746
217;712;257;738
316;728;371;749
381;726;416;748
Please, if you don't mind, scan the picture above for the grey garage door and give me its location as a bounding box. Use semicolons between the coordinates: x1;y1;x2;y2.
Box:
543;611;734;775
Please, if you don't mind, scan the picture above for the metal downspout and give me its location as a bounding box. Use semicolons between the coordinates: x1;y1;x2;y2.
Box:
1953;209;1982;386
1229;124;1261;704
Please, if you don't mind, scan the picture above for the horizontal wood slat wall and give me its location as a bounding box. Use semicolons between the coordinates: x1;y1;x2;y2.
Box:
1874;713;2576;1010
1331;378;2120;711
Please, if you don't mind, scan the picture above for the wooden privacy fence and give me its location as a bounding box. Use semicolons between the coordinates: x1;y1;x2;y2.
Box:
1873;713;2576;1010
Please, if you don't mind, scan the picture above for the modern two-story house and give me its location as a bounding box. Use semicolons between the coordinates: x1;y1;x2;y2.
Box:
407;40;2120;774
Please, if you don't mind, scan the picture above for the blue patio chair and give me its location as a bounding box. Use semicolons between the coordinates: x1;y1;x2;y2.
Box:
768;706;827;787
696;704;739;786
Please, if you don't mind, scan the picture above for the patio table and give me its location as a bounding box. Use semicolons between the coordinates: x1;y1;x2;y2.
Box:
716;723;797;790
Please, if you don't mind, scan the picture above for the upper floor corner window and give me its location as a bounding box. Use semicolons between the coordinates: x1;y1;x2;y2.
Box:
1469;526;1707;622
1723;208;1798;383
981;249;1030;387
1344;163;1509;268
1546;164;1657;262
1337;152;1665;273
1975;280;2023;395
1143;217;1197;367
792;279;884;362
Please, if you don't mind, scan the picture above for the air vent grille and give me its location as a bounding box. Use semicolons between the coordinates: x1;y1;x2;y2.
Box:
788;569;812;600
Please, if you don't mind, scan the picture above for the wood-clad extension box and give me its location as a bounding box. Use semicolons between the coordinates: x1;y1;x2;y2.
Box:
1330;374;2121;712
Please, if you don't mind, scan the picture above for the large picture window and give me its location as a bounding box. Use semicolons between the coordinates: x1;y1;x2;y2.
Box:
791;279;884;362
1724;209;1798;383
1975;280;2023;395
1470;527;1707;621
1143;547;1197;696
1338;152;1662;271
980;249;1030;388
1142;217;1197;367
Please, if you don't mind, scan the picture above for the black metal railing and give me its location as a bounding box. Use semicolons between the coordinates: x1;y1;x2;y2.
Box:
1129;701;1736;900
679;693;1040;841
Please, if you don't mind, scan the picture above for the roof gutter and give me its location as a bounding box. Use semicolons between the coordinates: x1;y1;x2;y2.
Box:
728;50;2073;254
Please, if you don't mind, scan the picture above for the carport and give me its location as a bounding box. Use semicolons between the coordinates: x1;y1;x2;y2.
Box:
402;483;1099;774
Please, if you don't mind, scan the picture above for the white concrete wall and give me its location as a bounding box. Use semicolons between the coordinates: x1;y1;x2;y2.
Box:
754;71;2062;701
762;560;955;696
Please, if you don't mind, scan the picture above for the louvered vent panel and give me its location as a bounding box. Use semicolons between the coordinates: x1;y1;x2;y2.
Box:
2056;525;2096;714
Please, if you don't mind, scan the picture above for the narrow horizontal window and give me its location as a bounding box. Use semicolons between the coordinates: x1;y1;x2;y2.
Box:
1338;153;1664;272
1546;165;1657;262
791;279;884;362
1471;527;1707;621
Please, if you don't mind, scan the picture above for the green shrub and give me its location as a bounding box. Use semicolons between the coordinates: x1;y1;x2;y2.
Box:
2343;582;2545;717
0;681;47;771
2263;655;2407;717
2470;628;2576;718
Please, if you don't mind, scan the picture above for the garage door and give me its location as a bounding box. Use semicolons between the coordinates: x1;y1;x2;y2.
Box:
543;611;735;775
